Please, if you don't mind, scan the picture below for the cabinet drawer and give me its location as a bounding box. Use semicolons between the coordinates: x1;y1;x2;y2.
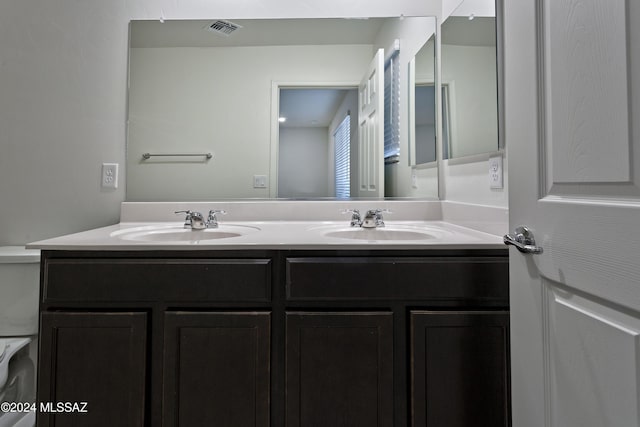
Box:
286;257;508;302
43;258;271;303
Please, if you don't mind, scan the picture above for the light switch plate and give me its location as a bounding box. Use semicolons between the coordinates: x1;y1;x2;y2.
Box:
253;175;267;188
489;156;503;189
101;163;118;189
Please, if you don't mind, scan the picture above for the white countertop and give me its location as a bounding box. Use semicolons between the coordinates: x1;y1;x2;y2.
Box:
27;220;505;251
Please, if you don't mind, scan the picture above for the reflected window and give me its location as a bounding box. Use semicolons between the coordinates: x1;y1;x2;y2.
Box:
384;50;400;161
334;114;351;199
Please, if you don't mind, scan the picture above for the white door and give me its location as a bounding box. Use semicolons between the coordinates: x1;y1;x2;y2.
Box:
356;48;384;197
506;1;640;426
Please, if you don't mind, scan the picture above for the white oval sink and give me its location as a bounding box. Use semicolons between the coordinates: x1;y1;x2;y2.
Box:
323;228;436;241
314;225;446;241
111;225;260;243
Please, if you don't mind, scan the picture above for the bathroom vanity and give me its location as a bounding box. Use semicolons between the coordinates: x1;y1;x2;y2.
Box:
31;206;510;427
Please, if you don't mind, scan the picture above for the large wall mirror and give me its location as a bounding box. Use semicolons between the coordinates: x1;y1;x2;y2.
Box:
127;17;437;201
441;0;499;159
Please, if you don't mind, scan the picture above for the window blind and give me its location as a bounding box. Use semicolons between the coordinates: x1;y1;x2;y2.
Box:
384;51;400;160
334;114;351;199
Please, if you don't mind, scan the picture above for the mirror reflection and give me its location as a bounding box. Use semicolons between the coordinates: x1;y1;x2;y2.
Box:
126;17;437;201
408;35;436;166
277;87;357;198
441;1;498;159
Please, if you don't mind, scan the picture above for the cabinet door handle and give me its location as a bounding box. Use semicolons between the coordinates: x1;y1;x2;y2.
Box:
504;226;543;254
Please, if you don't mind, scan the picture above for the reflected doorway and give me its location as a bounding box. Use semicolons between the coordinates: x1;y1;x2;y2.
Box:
277;87;357;199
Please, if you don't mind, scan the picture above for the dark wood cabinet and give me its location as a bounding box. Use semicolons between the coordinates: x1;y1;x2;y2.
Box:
37;312;147;427
285;312;393;427
163;311;271;427
410;311;510;427
37;248;509;427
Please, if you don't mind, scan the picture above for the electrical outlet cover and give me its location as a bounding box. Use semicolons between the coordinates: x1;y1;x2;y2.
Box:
102;163;118;189
489;156;503;189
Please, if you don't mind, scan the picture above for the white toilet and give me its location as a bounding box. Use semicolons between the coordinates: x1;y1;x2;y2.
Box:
0;247;40;427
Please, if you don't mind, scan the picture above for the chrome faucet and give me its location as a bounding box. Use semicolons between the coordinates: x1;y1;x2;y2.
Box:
175;210;227;229
343;208;390;228
176;210;206;229
361;209;389;228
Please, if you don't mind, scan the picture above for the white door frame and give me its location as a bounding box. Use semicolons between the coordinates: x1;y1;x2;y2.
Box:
270;81;359;198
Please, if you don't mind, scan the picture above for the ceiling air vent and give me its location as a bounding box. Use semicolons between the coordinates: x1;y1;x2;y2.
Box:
205;20;242;36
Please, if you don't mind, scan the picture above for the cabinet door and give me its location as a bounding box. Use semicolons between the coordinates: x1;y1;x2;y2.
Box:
163;312;271;427
286;312;393;427
37;312;147;427
410;311;510;427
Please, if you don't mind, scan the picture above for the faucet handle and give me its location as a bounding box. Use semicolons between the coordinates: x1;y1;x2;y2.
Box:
367;208;391;227
207;210;227;228
175;210;193;228
208;209;227;218
341;209;362;227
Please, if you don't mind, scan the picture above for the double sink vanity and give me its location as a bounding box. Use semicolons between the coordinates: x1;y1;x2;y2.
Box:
28;3;507;425
29;201;510;427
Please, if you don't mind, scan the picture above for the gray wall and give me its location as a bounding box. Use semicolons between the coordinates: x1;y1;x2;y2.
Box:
0;1;129;245
278;127;330;198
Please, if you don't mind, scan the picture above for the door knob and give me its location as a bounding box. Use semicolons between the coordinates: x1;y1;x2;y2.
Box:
504;226;543;254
